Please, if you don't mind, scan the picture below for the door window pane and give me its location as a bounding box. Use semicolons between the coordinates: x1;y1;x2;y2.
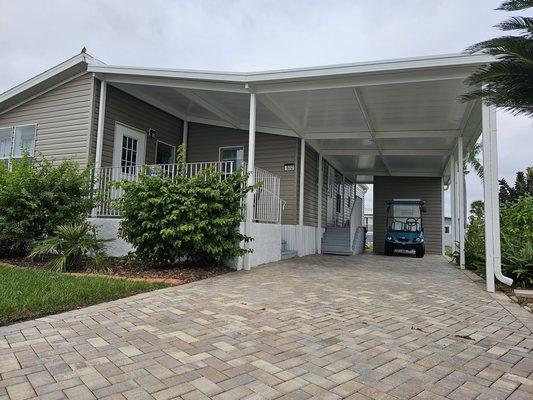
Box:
156;142;175;164
121;135;139;172
0;127;12;159
13;125;36;158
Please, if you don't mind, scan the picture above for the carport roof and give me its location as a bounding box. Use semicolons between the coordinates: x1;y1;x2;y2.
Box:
2;52;494;184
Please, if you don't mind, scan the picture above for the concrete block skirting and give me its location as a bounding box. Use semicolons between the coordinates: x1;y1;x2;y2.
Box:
87;217;134;257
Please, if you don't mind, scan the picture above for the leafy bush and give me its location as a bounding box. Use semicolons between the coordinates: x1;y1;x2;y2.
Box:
464;195;533;287
116;148;254;266
0;155;94;256
30;222;110;272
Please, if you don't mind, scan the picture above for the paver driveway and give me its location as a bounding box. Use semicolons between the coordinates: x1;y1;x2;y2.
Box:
1;254;532;400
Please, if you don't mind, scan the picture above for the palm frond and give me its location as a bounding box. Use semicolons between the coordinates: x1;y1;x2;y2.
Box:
496;16;533;33
496;0;533;11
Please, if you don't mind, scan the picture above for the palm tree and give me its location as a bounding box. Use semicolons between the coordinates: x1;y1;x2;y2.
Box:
459;0;533;117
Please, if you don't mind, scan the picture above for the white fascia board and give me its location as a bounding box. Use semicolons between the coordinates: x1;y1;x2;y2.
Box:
244;53;494;82
87;53;494;93
93;73;248;93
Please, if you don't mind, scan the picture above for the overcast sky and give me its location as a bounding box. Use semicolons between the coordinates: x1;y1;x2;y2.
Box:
1;0;531;215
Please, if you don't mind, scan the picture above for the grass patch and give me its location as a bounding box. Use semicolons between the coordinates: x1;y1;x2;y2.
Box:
0;264;168;326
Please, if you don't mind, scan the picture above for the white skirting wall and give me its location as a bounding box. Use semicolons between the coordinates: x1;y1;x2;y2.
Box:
89;217;283;269
281;224;324;256
87;217;134;257
236;222;282;269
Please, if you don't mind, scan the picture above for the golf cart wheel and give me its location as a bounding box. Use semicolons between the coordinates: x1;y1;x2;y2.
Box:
385;242;394;256
415;244;425;258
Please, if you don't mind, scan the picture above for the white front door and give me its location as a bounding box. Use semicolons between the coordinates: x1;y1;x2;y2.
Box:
112;123;146;175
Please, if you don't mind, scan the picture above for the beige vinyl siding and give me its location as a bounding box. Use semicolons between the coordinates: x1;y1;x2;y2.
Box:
373;176;443;254
302;144;319;227
320;160;328;227
90;82;183;166
0;73;93;166
186;123;299;225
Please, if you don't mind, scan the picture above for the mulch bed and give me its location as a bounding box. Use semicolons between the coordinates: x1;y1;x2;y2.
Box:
0;256;234;286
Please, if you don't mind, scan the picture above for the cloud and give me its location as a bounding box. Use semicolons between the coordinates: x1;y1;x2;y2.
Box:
1;0;530;216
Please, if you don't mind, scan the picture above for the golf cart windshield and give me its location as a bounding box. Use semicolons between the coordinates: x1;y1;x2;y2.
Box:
386;200;424;232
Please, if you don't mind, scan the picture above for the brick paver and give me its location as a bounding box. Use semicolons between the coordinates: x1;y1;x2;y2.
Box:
1;254;532;399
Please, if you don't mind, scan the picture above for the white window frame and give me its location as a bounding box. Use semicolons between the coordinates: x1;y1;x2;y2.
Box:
218;145;244;166
155;140;176;164
0;123;37;166
0;126;14;164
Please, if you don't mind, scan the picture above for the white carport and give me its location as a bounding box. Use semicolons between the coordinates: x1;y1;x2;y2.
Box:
88;53;511;291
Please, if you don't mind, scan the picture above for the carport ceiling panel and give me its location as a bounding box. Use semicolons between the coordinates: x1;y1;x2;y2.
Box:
192;90;250;124
317;138;377;150
359;80;470;132
256;101;292;130
376;136;455;151
303;88;368;132
268;88;368;133
112;84;192;116
384;155;446;173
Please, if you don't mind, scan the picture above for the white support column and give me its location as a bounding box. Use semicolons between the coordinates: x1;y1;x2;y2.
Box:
182;119;188;161
94;80;107;170
482;104;513;291
298;138;306;256
457;136;466;268
244;93;256;271
450;154;456;253
91;80;107;218
441;176;445;256
317;154;323;253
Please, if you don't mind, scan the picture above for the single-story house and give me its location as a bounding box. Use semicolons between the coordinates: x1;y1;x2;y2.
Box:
0;51;511;291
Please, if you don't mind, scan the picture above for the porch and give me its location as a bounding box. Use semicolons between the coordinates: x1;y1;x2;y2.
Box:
87;53;509;291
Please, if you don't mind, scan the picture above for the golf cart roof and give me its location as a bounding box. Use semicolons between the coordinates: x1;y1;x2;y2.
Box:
386;200;426;206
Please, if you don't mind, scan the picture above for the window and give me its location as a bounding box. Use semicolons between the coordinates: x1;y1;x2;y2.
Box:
219;146;244;176
0;124;36;166
219;146;244;167
13;125;36;158
336;193;342;213
120;135;138;172
156;141;176;164
0;127;12;166
444;226;450;234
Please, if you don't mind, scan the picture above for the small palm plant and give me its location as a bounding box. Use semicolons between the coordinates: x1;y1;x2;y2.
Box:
30;222;111;272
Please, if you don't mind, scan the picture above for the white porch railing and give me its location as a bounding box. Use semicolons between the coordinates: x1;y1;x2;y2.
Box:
91;162;284;224
253;167;286;224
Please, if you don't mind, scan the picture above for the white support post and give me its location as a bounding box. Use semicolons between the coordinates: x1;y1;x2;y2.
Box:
482;104;513;291
91;80;107;217
457;136;466;268
94;80;107;170
298;138;306;256
450;154;456;253
441;176;445;256
244;93;256;271
182;120;188;161
317;154;323;253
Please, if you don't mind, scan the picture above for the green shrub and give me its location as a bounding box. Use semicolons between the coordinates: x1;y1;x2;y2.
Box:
29;222;110;272
116;148;254;266
500;196;533;287
0;155;94;256
464;195;533;287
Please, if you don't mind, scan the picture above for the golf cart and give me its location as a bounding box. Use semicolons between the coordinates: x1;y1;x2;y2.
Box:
384;199;427;258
